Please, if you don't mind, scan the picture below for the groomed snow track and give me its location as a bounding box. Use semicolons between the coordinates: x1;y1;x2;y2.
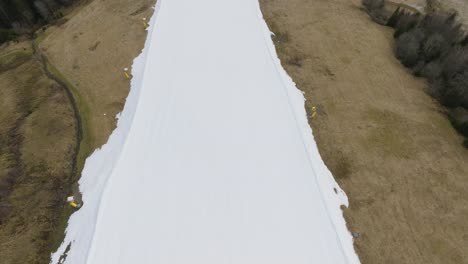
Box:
51;0;361;263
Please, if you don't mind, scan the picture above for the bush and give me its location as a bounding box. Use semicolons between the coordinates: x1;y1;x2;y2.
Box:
369;9;389;25
362;0;384;11
441;46;468;79
428;78;445;99
387;7;401;28
395;31;421;67
392;12;468;108
419;61;442;81
422;33;448;61
362;0;389;25
420;13;464;45
412;60;426;76
394;12;420;38
458;121;468;137
443;70;468;108
449;108;468;137
387;10;468;146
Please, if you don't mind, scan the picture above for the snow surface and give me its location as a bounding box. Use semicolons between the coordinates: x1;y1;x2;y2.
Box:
51;0;360;263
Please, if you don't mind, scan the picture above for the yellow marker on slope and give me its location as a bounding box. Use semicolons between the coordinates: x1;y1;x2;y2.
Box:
311;106;317;119
142;17;149;28
124;68;130;79
67;196;81;209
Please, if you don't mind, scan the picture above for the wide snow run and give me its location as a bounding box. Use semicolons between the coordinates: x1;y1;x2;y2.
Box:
51;0;360;263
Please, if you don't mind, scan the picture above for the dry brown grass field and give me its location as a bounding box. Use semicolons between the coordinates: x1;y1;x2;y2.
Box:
0;42;76;264
260;0;468;263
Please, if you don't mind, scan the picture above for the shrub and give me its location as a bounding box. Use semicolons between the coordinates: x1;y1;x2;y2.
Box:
369;9;389;25
413;60;426;76
422;33;448;61
449;108;468;137
387;7;402;28
34;0;52;21
419;61;443;81
427;78;445;99
386;10;468;145
458;121;468;137
395;31;421;67
362;0;389;25
362;0;384;11
441;85;465;108
420;14;464;45
441;46;468;80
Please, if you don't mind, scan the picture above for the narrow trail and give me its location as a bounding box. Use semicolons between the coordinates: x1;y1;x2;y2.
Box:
31;38;83;184
31;39;83;262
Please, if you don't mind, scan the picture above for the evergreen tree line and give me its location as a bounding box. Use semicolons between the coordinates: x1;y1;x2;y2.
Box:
0;0;77;43
363;0;468;148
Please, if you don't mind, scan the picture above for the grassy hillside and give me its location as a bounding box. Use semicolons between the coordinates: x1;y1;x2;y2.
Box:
0;0;155;262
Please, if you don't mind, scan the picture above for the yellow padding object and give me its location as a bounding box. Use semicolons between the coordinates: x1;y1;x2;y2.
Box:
70;202;78;208
311;106;317;119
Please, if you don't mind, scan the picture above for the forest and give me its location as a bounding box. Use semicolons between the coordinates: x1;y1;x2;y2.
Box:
0;0;77;43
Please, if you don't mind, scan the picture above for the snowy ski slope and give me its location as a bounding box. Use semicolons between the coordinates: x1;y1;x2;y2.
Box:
51;0;360;263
